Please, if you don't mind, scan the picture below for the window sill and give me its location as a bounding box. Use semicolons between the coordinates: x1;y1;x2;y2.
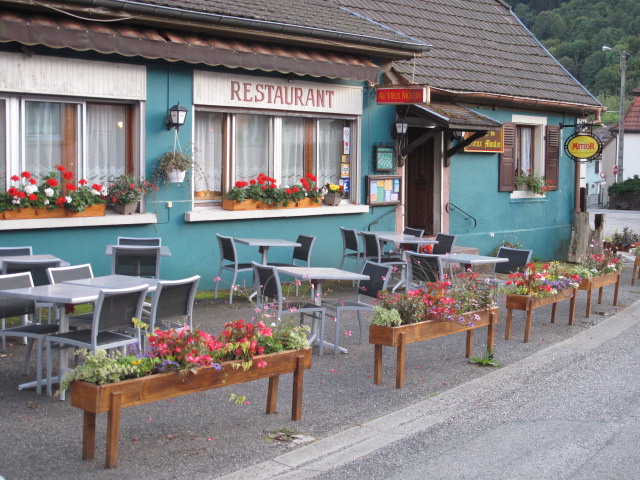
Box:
510;190;547;202
185;203;370;222
0;211;157;231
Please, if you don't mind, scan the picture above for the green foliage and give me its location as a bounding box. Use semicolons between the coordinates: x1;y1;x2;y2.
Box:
108;174;156;205
376;290;427;324
469;348;501;367
510;0;640;124
608;176;640;195
611;226;640;245
370;306;403;327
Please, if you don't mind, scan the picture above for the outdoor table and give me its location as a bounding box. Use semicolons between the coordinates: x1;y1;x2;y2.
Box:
273;266;369;353
0;283;104;399
233;238;301;264
0;254;69;269
438;253;509;281
63;274;160;292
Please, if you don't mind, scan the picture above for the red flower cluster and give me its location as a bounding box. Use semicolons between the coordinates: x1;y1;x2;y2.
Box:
147;328;218;369
300;172;317;191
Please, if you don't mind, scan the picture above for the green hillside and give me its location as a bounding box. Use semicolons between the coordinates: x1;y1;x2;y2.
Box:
509;0;640;123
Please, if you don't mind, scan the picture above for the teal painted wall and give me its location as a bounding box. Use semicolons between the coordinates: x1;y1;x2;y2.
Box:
0;64;400;292
449;109;576;260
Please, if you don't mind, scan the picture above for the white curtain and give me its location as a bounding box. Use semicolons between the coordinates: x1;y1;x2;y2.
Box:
519;126;532;173
86;104;126;183
0;100;5;183
236;114;270;181
194;111;223;195
281;117;305;186
318;119;343;186
25;101;65;178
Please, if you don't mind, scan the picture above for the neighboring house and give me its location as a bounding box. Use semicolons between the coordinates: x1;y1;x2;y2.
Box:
336;0;603;259
593;127;615;208
0;0;603;290
610;87;640;182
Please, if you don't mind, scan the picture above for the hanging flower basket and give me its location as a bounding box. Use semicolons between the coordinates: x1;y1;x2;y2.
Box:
71;348;312;468
369;307;498;388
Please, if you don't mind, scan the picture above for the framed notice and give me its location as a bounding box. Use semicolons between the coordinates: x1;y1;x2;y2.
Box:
366;175;402;206
374;145;395;172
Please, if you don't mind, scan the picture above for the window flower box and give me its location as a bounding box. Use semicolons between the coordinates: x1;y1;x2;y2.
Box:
577;271;620;317
221;197;321;211
369;307;499;389
505;288;576;343
1;203;106;220
71;348;312;468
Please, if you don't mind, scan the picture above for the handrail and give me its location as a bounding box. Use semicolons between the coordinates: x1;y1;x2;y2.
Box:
367;204;404;231
445;202;477;229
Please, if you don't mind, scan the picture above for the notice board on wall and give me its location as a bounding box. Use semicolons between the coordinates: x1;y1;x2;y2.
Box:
366;175;402;206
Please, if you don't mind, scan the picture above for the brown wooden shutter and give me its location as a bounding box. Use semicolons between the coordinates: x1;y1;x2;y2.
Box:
499;122;516;192
545;125;560;191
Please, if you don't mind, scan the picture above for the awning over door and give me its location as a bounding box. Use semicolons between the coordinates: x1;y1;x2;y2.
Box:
0;12;380;83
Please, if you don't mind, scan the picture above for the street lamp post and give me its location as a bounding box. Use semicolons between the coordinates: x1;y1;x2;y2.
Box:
602;46;627;183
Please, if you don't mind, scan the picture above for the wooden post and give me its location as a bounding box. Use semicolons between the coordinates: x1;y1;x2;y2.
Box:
465;329;474;358
505;309;513;340
568;289;576;326
82;411;96;460
266;376;279;415
487;311;497;352
524;308;533;343
613;274;620;305
396;332;406;389
373;344;383;385
105;392;122;469
586;283;594;317
291;355;304;421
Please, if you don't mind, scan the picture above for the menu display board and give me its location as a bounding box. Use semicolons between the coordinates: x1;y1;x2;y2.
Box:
366;175;402;206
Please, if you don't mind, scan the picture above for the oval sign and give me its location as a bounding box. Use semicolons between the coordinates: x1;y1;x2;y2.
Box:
564;133;603;161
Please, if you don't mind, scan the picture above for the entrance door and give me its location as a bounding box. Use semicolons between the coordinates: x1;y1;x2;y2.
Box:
406;131;435;234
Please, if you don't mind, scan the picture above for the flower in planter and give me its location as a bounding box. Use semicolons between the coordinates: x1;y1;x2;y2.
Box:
323;183;346;198
632;241;640;256
501;262;581;297
225;172;322;205
108;174;157;205
0;166;108;213
570;250;623;278
515;170;553;195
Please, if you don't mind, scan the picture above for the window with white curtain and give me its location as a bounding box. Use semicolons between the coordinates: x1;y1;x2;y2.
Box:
1;96;136;188
515;125;534;175
194;111;352;202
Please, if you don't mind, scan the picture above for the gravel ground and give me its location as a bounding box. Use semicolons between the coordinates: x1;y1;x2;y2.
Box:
0;255;639;480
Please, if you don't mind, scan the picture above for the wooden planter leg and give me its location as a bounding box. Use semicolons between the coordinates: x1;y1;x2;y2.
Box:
613;276;620;306
465;330;474;358
82;410;96;460
550;302;557;323
598;286;604;305
632;264;638;286
487;311;497;352
524;307;533;343
373;344;383;385
568;290;576;326
291;355;304;421
395;332;406;389
505;308;513;340
585;286;593;317
105;392;122;469
266;375;279;415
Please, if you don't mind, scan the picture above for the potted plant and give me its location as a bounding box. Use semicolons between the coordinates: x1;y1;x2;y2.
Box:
153;146;193;183
515;169;553;194
322;182;345;206
369;272;498;388
570;249;623;317
0;166;108;219
108;174;156;215
500;262;581;342
63;320;312;468
603;227;640;253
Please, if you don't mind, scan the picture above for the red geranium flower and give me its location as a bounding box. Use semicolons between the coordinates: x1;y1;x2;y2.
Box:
47;178;59;187
29;178;37;185
249;179;256;185
21;171;32;179
292;186;299;192
8;187;18;196
10;175;19;182
261;185;268;190
28;193;38;201
79;179;88;186
16;191;26;199
66;183;77;191
286;188;292;194
56;165;65;172
63;171;73;180
55;196;66;205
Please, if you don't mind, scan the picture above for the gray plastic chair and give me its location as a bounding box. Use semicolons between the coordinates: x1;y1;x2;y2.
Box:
339;227;365;272
47;264;95;326
117;237;162;246
361;232;407;291
0;246;33;257
45;283;148;395
268;235;316;294
385;227;425;260
111;245;162;278
405;251;445;290
488;247;533;287
324;261;392;354
140;275;200;346
0;272;59;394
215;234;253;304
432;233;457;255
251;262;328;354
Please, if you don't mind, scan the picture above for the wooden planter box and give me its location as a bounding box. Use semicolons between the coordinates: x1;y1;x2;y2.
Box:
70;348;312;468
369;307;498;389
505;288;576;343
1;204;106;220
577;271;620;317
222;198;321;211
632;257;640;286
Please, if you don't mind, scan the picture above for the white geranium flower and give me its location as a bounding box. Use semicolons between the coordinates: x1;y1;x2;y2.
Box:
65;196;72;204
24;185;37;194
12;198;20;204
44;199;50;205
44;187;54;197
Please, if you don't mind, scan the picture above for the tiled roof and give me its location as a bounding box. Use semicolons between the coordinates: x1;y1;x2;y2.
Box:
612;88;640;134
334;0;601;109
411;102;502;130
75;0;428;52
